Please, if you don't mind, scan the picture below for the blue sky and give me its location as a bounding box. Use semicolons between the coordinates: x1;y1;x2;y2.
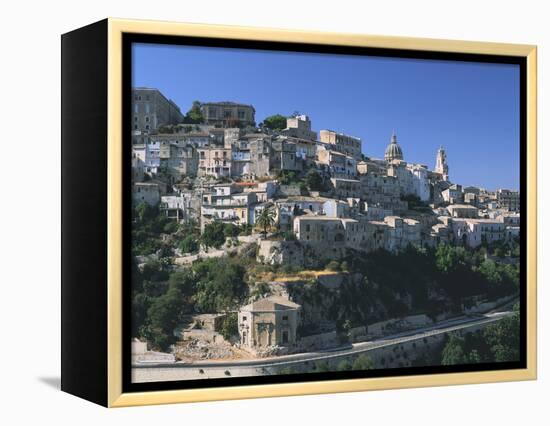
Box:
132;43;520;191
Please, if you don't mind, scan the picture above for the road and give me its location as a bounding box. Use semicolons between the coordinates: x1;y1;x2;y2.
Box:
133;309;513;371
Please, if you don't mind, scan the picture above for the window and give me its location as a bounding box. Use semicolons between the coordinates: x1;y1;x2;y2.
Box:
242;316;247;321
145;104;150;113
145;125;150;130
282;331;289;344
134;104;138;113
224;109;232;118
282;315;288;321
238;110;245;119
305;224;310;232
145;116;149;122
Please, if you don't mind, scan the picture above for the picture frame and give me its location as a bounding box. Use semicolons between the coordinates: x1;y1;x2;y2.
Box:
61;18;537;407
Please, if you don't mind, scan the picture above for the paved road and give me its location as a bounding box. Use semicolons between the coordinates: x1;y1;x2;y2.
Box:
133;310;513;371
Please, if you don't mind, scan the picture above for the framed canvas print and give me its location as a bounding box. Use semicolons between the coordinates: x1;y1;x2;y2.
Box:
61;18;537;407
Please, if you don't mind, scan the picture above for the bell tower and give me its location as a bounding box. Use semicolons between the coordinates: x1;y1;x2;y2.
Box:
435;146;449;181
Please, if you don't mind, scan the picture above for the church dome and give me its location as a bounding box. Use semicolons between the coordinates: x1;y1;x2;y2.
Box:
385;133;404;161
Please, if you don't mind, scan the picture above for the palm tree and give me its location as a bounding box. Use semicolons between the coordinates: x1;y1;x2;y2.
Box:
256;207;276;237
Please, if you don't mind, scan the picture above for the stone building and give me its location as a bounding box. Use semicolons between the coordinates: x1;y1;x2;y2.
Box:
132;155;145;183
319;129;362;159
132;142;161;175
231;141;252;178
200;183;257;230
382;216;422;252
330;178;362;199
238;296;301;349
496;188;520;212
442;184;464;204
201;101;255;127
387;161;430;202
317;148;357;178
154;138;198;181
451;218;506;247
447;204;479;218
246;134;300;177
197;146;232;178
132;88;184;132
434;146;449;181
283;115;317;141
270;138;300;173
160;191;202;223
132;182;160;206
178;131;211;148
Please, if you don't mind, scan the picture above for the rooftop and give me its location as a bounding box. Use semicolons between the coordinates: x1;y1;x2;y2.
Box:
202;101;256;111
241;296;301;312
276;196;331;203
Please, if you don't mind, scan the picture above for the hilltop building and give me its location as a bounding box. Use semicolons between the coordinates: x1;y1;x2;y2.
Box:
384;132;404;162
283;115;317;141
435;146;449;181
319;129;362;159
132;88;184;132
200;101;256;127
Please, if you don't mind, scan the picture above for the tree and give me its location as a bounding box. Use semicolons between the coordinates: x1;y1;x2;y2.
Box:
441;335;467;365
219;313;238;341
277;170;300;185
132;292;151;337
134;201;156;223
145;287;184;351
251;282;272;300
305;169;324;191
141;259;169;282
201;221;227;249
193;257;248;312
493;246;506;258
484;311;520;362
336;360;353;371
179;234;199;254
352;354;374;371
184;100;204;124
168;269;196;298
256;207;276;236
223;223;241;239
163;221;179;234
261;114;287;130
314;361;330;372
435;244;468;274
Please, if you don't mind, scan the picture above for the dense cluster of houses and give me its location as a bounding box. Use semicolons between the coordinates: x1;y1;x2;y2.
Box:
132;88;520;257
131;88;520;354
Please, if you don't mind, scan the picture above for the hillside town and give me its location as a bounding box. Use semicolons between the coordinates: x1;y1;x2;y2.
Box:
131;87;521;376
